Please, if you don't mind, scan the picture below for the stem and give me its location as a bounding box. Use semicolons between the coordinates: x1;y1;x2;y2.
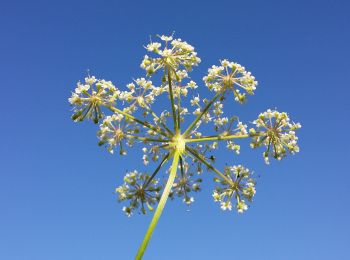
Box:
106;106;168;137
135;151;180;260
126;135;169;143
179;156;184;178
183;90;224;137
177;90;181;130
144;153;170;188
185;134;250;143
144;106;173;136
167;65;178;132
186;146;233;185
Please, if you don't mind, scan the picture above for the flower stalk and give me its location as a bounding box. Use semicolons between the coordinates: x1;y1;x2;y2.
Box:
135;151;180;260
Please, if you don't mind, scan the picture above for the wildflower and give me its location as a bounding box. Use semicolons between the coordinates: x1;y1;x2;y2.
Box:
68;33;301;258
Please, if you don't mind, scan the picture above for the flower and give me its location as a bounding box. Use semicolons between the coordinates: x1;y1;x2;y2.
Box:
212;165;256;213
250;109;301;164
69;76;120;123
116;170;162;216
203;59;258;103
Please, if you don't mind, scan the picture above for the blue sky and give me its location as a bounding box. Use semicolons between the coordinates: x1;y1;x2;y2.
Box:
1;0;349;259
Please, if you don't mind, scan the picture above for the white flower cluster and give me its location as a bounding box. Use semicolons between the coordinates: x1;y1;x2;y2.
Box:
141;145;167;165
116;170;162;217
250;109;301;164
203;59;258;103
69;33;301;221
119;78;159;113
169;161;202;205
69;76;120;123
97;114;139;155
141;34;201;76
212;165;256;213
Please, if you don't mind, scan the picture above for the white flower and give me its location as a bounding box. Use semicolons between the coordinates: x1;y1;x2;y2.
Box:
122;206;132;217
236;200;248;213
220;201;232;211
85;76;97;85
190;96;200;106
159;35;173;41
146;42;161;53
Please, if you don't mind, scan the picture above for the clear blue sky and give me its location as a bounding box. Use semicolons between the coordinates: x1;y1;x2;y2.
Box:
1;0;349;259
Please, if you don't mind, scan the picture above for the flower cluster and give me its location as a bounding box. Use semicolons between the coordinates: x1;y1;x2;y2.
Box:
169;160;202;205
141;34;201;77
69;76;119;123
119;78;159;113
250;109;301;164
203;59;258;103
213;165;256;213
97;114;139;155
69;33;301;258
116;170;162;216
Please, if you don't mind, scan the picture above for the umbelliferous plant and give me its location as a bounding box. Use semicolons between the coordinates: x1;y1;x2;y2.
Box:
68;34;301;259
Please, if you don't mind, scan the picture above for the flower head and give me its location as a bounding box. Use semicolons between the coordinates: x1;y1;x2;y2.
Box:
141;35;201;77
250;109;301;164
203;60;258;103
213;165;256;213
97;114;139;155
169;160;202;205
69;76;119;123
119;78;161;113
116;170;162;216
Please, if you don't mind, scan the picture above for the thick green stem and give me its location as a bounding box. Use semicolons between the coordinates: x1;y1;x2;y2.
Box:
106;106;168;137
167;66;178;132
186;146;233;185
183;90;224;137
135;151;180;260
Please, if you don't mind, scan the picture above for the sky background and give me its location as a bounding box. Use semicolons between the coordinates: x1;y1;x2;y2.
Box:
1;0;349;259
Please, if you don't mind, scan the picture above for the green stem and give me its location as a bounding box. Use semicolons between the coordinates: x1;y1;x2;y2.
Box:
183;90;224;137
144;153;170;188
106;106;168;137
135;151;180;260
144;106;173;136
126;135;169;143
185;134;250;143
186;146;233;185
167;65;178;132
